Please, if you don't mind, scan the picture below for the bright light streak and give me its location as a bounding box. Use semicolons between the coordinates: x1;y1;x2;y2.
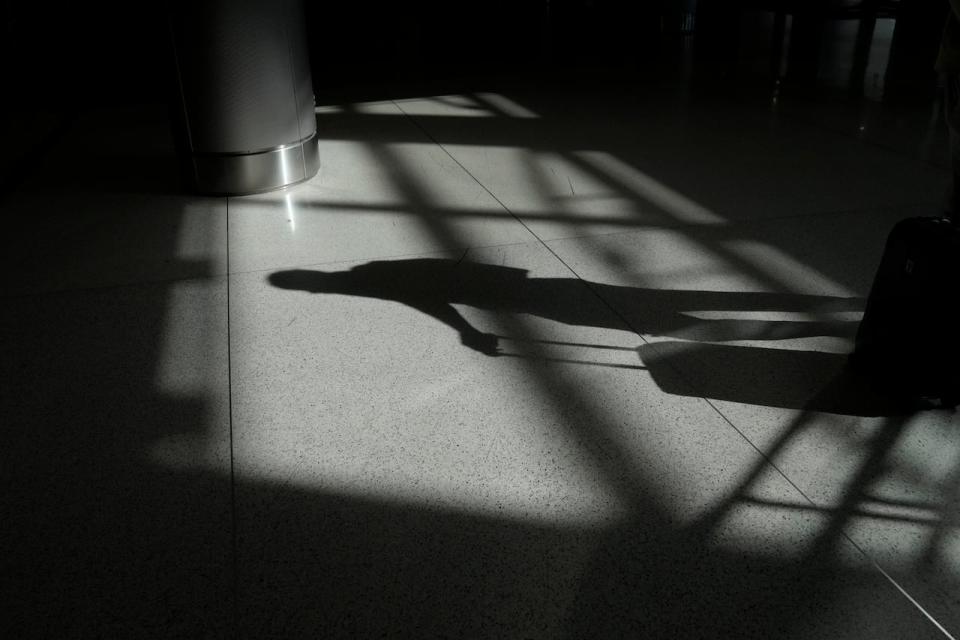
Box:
721;239;857;297
682;310;863;322
476;93;540;118
575;151;725;224
392;95;494;118
285;193;296;232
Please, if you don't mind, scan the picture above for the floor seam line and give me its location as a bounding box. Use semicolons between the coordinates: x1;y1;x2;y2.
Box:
391;101;557;255
395;99;955;637
226;196;239;635
517;199;940;245
697;398;955;637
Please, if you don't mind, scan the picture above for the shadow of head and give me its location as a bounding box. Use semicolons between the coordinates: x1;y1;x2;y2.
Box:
268;269;346;293
267;259;529;300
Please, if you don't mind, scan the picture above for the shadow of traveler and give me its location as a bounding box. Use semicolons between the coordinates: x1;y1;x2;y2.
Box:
269;258;863;357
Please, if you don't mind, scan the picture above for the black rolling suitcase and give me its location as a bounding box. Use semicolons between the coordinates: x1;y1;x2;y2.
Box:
850;216;960;408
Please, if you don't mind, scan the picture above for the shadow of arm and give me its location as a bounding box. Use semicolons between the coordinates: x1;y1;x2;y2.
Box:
406;299;499;356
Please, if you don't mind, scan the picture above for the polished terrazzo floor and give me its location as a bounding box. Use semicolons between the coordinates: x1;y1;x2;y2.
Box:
1;79;958;638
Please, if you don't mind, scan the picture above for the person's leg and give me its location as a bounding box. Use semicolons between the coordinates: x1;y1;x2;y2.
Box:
945;73;960;219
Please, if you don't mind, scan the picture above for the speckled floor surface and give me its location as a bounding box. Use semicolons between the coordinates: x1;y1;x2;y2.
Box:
2;82;958;639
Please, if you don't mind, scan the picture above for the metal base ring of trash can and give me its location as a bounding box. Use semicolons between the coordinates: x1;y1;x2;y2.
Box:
188;133;320;196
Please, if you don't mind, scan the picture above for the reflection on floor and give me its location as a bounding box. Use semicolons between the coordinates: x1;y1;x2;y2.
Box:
1;78;958;639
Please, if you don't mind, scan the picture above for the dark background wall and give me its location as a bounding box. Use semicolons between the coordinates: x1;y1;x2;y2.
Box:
0;0;950;108
1;1;170;107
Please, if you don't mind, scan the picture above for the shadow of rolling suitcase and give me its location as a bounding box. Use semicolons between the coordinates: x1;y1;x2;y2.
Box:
850;217;960;408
